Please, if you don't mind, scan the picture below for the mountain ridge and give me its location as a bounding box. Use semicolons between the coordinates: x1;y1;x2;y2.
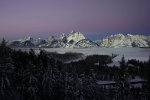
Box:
7;31;150;48
96;33;150;48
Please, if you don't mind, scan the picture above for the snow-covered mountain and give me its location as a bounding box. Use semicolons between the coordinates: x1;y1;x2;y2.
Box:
7;32;150;48
96;34;150;48
74;39;99;48
7;30;98;48
64;30;86;48
66;30;86;43
7;36;35;47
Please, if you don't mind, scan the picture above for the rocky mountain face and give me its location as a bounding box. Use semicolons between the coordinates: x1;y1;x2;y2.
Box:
7;32;150;48
65;30;87;48
96;34;150;48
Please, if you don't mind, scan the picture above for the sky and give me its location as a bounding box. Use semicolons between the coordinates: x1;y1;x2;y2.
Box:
0;0;150;40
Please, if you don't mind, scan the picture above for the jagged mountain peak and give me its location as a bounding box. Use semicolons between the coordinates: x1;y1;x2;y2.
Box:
26;36;33;40
67;30;84;36
97;33;150;48
108;33;124;38
60;33;66;39
70;30;76;33
18;36;34;42
8;36;35;47
66;30;86;43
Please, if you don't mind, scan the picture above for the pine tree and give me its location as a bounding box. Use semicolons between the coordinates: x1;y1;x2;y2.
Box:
0;38;6;47
115;56;130;100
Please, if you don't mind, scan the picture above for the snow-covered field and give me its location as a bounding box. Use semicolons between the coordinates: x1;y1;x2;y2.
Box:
15;47;150;66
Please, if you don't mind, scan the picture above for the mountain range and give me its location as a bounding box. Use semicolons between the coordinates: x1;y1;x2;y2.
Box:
7;31;150;48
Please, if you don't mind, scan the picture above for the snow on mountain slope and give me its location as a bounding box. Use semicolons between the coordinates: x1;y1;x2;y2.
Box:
38;35;66;48
63;30;87;48
8;36;35;47
38;30;87;48
59;33;67;43
46;36;58;43
73;39;99;48
98;34;125;47
97;34;150;48
66;30;86;43
34;38;47;46
147;36;150;45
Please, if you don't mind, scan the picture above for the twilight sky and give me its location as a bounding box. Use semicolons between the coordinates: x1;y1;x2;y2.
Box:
0;0;150;40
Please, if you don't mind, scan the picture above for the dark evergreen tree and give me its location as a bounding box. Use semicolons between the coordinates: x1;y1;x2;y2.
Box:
115;56;130;100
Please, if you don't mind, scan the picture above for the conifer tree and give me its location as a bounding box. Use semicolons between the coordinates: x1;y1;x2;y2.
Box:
115;56;130;100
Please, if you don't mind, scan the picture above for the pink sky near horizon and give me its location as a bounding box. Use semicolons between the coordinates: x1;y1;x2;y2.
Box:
0;0;150;40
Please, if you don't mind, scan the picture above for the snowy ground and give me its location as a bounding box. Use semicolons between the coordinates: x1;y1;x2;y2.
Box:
15;47;150;66
96;76;146;88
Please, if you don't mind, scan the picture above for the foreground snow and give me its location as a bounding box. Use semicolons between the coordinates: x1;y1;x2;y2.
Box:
96;76;147;88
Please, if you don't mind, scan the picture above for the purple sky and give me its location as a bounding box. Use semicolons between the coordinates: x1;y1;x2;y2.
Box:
0;0;150;40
